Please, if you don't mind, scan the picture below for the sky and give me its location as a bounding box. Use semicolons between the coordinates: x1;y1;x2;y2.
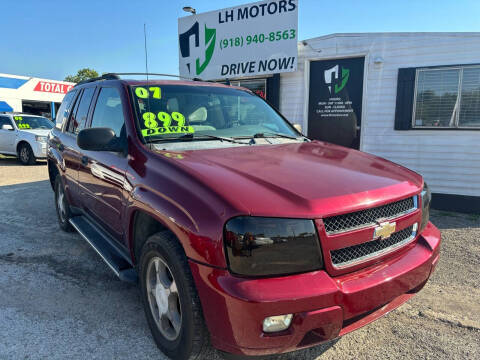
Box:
1;0;479;81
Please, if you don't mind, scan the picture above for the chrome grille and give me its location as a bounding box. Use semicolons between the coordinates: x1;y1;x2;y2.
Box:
323;197;416;234
330;225;415;267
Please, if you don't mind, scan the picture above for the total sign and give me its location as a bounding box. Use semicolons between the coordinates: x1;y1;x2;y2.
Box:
178;0;298;80
34;81;74;94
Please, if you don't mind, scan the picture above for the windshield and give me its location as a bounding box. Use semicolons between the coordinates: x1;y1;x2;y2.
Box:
13;115;53;130
130;84;298;142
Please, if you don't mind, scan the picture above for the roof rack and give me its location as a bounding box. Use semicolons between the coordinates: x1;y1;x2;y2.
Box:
75;73;120;86
104;72;201;81
73;72;214;87
74;73;120;86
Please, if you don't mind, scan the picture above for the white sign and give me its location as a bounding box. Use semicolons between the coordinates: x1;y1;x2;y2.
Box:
178;0;298;80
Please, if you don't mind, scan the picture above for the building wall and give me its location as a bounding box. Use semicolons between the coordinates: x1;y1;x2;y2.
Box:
280;33;480;197
0;73;74;112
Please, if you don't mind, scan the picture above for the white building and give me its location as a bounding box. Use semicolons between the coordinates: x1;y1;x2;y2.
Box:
276;32;480;213
0;73;74;119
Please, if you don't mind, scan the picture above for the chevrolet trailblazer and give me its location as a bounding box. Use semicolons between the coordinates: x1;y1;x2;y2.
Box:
47;74;440;359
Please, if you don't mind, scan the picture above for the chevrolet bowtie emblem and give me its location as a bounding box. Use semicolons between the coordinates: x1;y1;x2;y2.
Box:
374;221;396;240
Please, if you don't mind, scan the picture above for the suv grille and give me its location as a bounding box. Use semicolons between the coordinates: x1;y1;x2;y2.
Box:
323;197;416;234
330;225;415;267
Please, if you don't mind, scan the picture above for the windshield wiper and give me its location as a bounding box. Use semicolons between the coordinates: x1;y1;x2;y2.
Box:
179;133;248;144
256;132;299;140
147;133;247;144
235;132;301;140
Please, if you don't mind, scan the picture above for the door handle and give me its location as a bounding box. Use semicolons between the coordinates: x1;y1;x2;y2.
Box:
81;156;89;166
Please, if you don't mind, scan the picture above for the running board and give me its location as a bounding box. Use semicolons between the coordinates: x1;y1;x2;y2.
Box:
69;216;138;283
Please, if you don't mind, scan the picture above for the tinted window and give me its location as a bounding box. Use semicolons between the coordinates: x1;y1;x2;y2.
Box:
55;89;78;130
67;91;82;134
0;116;13;128
90;87;125;137
71;87;95;134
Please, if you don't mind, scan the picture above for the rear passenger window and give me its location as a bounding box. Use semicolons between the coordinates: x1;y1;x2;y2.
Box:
55;89;77;130
90;87;125;137
67;92;82;134
70;87;95;135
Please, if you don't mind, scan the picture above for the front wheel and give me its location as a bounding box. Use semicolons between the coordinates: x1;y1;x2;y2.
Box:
139;232;212;360
18;143;36;165
54;175;74;232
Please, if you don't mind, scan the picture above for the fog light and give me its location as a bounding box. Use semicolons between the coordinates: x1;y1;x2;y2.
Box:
262;314;293;333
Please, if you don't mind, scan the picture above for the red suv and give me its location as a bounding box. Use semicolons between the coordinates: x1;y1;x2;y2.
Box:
47;74;440;359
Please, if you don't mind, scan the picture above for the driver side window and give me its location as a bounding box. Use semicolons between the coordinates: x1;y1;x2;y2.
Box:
90;87;125;138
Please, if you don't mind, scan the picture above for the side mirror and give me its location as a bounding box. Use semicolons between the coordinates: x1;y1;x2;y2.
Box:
293;123;303;133
1;124;14;131
77;128;123;152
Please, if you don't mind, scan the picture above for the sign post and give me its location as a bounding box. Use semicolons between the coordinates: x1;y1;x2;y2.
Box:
178;0;298;80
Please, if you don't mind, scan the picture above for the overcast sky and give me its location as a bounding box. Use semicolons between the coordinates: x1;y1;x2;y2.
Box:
2;0;479;80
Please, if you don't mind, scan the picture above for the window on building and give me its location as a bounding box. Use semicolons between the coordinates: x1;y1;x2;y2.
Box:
22;100;52;119
413;65;480;128
230;79;267;99
459;67;480;127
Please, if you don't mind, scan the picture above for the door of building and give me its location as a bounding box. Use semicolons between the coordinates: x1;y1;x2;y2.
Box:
307;57;365;149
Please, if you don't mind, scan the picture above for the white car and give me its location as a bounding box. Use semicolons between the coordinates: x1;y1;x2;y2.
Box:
0;113;53;165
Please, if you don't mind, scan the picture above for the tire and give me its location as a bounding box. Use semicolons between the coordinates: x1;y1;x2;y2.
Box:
139;232;211;360
18;143;36;165
54;175;74;232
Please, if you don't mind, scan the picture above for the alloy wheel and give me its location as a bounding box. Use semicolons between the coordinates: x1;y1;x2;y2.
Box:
57;186;67;222
146;256;182;341
20;147;29;163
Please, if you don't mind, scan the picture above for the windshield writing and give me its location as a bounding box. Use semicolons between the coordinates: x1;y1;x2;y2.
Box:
14;116;53;130
131;85;297;141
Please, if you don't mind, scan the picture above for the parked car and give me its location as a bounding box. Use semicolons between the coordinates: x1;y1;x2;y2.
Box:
47;74;440;360
0;113;53;164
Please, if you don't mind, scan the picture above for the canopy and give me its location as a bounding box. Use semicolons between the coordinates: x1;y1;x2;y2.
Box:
0;101;13;112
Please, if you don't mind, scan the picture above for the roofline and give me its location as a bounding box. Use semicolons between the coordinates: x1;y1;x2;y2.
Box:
72;77;237;89
0;73;74;85
1;112;46;117
302;32;480;42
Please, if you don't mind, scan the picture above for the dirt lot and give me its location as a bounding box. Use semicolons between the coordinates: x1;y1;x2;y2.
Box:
0;156;479;359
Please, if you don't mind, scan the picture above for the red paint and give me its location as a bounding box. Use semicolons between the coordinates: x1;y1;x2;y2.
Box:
189;224;440;355
34;81;74;94
48;79;441;356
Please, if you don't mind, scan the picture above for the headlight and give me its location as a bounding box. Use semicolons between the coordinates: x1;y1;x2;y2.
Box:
420;182;431;233
35;135;47;143
224;217;323;277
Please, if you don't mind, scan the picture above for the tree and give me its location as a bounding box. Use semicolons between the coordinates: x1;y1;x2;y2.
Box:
64;68;99;83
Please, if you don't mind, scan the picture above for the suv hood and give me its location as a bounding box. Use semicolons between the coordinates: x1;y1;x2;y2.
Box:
168;141;423;218
20;129;51;137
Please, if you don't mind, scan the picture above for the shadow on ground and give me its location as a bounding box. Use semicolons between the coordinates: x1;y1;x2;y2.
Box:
0;155;47;167
430;209;479;230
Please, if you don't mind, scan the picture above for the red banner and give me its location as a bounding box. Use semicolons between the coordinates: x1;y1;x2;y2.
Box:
34;81;74;94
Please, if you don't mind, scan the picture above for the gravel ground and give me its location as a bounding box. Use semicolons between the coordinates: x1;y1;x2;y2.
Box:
0;157;479;359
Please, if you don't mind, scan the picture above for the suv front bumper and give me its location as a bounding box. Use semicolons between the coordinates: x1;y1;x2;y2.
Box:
189;222;441;356
32;141;47;158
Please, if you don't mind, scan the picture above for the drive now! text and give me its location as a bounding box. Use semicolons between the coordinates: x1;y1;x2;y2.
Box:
221;56;295;76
